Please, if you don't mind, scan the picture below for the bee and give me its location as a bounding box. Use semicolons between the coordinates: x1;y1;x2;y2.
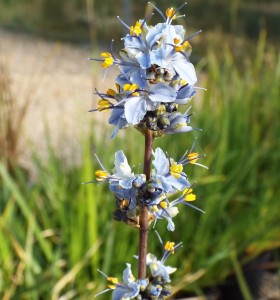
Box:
146;64;174;84
113;197;140;228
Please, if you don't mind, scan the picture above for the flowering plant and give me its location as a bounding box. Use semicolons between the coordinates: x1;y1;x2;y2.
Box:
88;2;206;299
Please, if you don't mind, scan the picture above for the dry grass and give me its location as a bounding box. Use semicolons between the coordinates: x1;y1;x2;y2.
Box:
0;29;117;174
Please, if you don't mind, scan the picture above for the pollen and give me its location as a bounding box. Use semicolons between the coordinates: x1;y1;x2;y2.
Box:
130;21;142;36
174;37;181;45
164;241;175;253
188;152;199;164
153;205;159;212
107;88;116;96
95;170;109;181
174;40;191;52
98;99;110;112
180;79;187;86
166;7;176;19
170;162;183;179
100;52;114;68
183;188;196;202
107;284;116;290
123;83;138;92
160;201;168;209
107;277;119;284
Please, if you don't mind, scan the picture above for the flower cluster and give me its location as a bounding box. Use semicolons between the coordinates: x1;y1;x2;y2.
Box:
89;2;202;138
87;146;205;232
95;234;182;300
89;3;206;299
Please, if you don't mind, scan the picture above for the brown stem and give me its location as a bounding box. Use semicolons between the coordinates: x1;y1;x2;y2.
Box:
138;128;153;279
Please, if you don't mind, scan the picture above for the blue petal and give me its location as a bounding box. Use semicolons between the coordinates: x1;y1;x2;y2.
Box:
109;108;125;125
146;23;166;48
119;178;134;189
172;59;197;85
152;147;169;175
150;47;166;66
176;85;196;104
136;52;150;69
124;35;146;52
149;83;177;103
124;96;147;125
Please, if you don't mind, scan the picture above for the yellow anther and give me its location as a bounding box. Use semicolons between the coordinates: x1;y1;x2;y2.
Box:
188;152;199;164
130;21;142;36
100;52;112;58
153;205;159;212
160;201;168;209
174;40;191;52
164;241;175;253
166;7;176;19
107;277;119;284
123;83;139;92
95;170;109;181
174;37;181;45
183;188;196;202
123;83;139;96
180;79;187;86
107;285;116;290
98;99;110;112
107;88;116;96
170;162;183;179
100;52;114;68
102;57;114;68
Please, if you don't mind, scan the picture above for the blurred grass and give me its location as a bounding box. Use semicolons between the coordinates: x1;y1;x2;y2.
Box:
0;18;280;300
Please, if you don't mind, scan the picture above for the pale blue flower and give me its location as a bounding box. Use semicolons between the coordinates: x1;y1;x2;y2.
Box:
146;253;176;283
175;84;196;104
112;264;142;300
163;111;196;134
112;151;135;189
93;150;137;189
95;264;148;300
124;83;177;125
152;147;190;192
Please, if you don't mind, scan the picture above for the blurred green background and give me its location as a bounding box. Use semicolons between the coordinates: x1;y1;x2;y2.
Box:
0;0;280;299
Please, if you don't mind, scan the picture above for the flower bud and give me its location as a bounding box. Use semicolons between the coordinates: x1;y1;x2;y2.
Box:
145;114;158;131
161;284;173;296
166;103;178;113
157;115;170;130
155;104;166;116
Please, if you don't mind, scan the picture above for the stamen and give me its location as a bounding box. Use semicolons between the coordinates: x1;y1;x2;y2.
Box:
155;230;164;247
183;201;205;213
94;154;108;172
185;30;203;41
187;152;199;164
170;162;183;178
110;39;117;60
148;2;166;21
94;288;112;297
141;13;154;28
166;7;176;19
130;21;142;36
153;205;159;212
194;86;208;91
167;2;187;23
98;99;111;112
160;201;168;209
95;170;109;181
164;241;175;253
116;16;130;30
